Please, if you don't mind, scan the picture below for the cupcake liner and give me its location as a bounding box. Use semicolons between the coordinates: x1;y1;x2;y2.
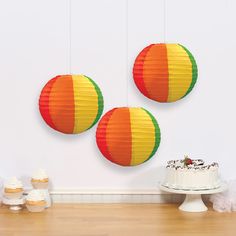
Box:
26;204;45;212
31;182;49;189
4;191;23;199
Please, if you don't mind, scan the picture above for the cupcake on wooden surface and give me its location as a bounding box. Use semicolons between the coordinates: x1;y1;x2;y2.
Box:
31;169;49;189
4;177;23;199
26;189;46;212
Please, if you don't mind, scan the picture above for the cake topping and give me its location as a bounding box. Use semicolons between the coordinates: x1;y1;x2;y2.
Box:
182;156;193;166
166;156;218;170
5;177;23;189
32;169;48;180
26;189;45;201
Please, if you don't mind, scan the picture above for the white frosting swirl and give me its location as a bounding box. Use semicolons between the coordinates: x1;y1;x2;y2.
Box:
32;169;48;180
26;189;45;201
5;177;23;189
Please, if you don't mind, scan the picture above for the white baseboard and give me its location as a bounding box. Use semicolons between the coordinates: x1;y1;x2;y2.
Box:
23;189;210;203
49;190;186;203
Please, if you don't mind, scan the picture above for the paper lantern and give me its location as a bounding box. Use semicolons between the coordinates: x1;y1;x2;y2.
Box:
133;43;198;103
96;107;161;166
39;74;103;134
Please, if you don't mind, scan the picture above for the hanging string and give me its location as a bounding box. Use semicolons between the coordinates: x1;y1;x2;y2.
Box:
125;0;129;106
163;0;166;42
68;0;72;74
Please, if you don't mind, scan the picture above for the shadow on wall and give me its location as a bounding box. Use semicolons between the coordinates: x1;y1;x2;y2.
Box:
128;166;166;191
128;166;186;203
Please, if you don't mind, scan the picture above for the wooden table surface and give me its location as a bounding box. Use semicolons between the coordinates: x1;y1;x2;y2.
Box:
0;203;235;236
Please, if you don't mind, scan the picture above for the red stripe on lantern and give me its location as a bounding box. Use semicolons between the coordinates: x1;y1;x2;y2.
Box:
133;44;153;99
96;108;117;163
39;76;59;130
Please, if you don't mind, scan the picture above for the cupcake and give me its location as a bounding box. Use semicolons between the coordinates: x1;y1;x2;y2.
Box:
4;177;23;199
31;169;49;189
26;189;46;212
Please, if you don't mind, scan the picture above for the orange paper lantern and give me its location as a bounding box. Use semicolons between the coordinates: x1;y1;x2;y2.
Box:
133;43;198;102
96;107;161;166
39;74;103;134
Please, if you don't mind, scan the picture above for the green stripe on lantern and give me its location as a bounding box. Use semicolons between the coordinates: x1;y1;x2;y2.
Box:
85;75;104;130
179;44;198;98
142;108;161;162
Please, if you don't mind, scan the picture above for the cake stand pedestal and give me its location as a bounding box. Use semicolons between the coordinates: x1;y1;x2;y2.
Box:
160;183;227;212
2;197;25;212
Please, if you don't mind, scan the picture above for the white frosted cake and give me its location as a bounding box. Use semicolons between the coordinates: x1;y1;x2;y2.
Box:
163;157;221;190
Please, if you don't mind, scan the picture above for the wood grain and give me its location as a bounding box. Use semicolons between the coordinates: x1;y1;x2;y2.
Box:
0;203;235;236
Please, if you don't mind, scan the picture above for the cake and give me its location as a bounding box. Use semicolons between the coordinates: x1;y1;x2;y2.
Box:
31;169;49;189
26;189;46;212
4;177;24;199
162;156;221;190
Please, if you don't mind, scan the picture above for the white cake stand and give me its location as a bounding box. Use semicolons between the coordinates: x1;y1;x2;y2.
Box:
160;183;227;212
2;197;25;211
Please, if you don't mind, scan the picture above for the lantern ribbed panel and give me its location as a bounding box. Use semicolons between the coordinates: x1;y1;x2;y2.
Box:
133;43;198;103
39;75;104;134
96;107;161;166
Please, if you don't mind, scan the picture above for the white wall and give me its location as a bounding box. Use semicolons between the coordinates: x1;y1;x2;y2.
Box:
0;0;235;191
